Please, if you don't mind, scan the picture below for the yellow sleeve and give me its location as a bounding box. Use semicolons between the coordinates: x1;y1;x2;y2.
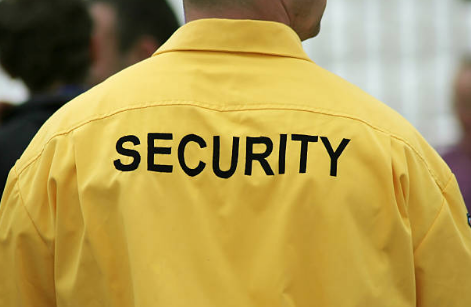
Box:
0;167;56;307
414;175;471;307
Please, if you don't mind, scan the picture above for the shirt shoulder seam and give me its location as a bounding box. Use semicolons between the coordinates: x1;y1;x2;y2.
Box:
13;165;53;253
16;100;446;189
413;173;454;254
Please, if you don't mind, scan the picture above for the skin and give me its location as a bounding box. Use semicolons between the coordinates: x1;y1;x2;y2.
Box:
89;0;326;85
454;65;471;154
183;0;327;41
88;2;159;85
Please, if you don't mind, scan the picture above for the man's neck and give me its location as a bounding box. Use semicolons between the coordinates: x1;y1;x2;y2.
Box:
184;2;291;30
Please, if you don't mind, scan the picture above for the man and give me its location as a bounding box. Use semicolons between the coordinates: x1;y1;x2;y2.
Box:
87;0;180;85
0;0;92;198
1;0;470;306
442;56;471;211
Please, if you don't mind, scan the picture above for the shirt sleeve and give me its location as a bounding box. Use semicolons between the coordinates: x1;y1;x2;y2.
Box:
414;175;471;307
0;166;56;307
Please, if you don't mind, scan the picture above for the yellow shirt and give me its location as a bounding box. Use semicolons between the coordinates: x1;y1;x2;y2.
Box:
1;19;470;307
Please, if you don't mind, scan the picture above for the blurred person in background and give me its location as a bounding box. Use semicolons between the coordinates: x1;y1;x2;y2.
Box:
0;0;92;197
0;0;470;306
0;101;14;124
442;56;471;211
87;0;180;85
0;0;180;197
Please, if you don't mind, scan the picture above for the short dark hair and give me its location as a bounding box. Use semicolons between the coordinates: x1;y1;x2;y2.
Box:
90;0;180;52
0;0;92;92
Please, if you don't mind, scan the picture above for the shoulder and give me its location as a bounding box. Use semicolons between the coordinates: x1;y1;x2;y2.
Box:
13;54;452;189
12;60;157;173
297;64;452;187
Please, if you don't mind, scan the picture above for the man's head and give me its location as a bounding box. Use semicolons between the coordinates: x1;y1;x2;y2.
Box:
454;56;471;141
88;0;180;85
0;0;92;93
183;0;327;41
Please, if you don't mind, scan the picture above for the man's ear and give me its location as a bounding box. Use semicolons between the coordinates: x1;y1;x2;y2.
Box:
128;36;161;63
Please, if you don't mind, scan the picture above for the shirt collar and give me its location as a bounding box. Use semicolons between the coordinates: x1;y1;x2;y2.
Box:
153;19;312;62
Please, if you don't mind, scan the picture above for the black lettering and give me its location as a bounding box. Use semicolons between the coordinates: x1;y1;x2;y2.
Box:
291;134;319;173
178;134;207;177
114;135;141;172
279;134;287;174
321;137;351;177
213;136;239;179
245;137;275;176
148;133;173;173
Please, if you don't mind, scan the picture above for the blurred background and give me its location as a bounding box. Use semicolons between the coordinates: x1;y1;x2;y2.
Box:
1;0;471;149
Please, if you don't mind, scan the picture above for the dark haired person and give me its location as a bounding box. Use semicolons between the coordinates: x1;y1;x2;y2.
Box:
0;0;470;306
0;101;14;124
442;56;471;211
0;0;92;196
88;0;180;84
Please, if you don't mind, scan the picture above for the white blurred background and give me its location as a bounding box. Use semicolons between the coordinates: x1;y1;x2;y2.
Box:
2;0;471;148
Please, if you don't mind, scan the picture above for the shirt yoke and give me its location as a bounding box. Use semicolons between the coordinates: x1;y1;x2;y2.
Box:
14;54;452;191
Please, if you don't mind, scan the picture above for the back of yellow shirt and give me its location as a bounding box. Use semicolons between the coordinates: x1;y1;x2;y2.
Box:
1;19;470;307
